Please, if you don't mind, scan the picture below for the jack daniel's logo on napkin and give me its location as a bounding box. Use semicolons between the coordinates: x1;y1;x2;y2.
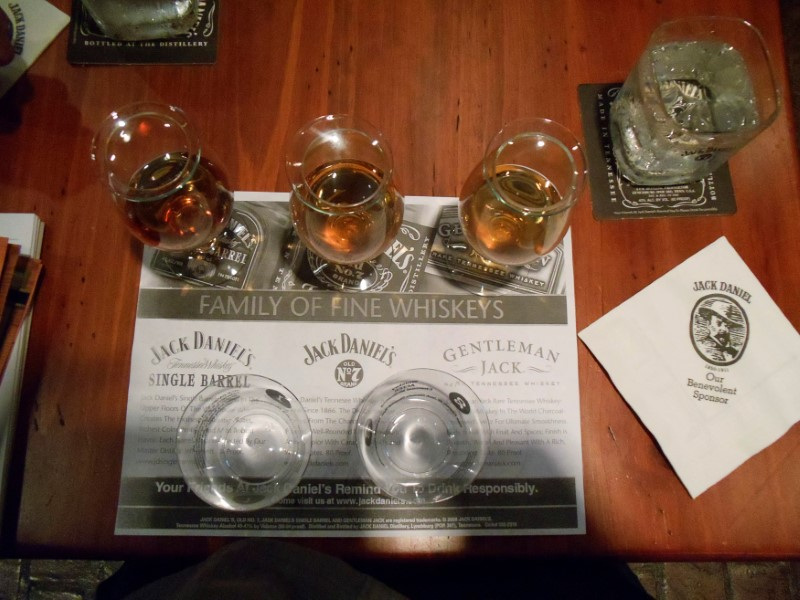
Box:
579;237;800;498
686;292;751;408
690;294;749;367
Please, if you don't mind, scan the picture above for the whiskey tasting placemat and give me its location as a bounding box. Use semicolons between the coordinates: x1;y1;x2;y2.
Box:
115;194;587;538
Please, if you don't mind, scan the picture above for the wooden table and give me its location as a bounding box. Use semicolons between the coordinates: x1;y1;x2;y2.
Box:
1;0;798;561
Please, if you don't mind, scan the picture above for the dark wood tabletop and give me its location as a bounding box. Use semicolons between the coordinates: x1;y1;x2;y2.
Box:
1;0;798;561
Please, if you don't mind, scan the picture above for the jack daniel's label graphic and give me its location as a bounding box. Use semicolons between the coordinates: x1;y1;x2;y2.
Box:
426;206;566;295
577;83;736;220
67;0;219;65
150;206;262;289
272;218;434;293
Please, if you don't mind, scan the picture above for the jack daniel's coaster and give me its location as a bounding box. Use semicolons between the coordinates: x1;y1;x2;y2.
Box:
424;206;567;296
150;203;267;289
578;83;737;221
67;0;218;65
271;210;435;293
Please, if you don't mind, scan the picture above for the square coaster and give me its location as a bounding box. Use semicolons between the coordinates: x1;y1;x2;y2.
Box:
67;0;218;64
424;205;568;296
578;83;737;221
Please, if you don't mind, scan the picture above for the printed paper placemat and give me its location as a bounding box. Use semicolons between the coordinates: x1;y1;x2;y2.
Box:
115;194;587;537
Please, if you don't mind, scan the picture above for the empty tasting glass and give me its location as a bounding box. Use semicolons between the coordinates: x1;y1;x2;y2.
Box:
285;114;404;289
458;118;586;267
353;369;490;504
610;16;781;186
176;375;312;511
92;102;233;257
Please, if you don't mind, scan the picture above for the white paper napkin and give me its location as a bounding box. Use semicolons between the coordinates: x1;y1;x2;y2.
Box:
579;237;800;498
1;0;69;98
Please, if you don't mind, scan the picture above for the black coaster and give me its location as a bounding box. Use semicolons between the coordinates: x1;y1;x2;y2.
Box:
149;205;263;290
578;83;737;220
67;0;219;64
425;206;567;296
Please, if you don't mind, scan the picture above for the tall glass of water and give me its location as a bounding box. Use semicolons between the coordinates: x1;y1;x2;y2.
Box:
610;17;781;186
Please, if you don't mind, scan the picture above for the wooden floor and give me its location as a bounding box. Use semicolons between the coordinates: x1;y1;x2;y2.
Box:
630;562;799;599
0;558;798;598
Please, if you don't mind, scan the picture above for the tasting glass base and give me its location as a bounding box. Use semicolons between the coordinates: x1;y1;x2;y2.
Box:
429;206;566;296
283;239;392;293
176;375;312;512
149;221;250;288
428;237;520;296
157;240;225;281
354;369;490;504
306;255;384;292
442;257;519;297
433;250;557;297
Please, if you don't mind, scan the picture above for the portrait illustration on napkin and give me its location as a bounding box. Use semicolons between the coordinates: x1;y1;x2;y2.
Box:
690;296;747;366
579;237;800;498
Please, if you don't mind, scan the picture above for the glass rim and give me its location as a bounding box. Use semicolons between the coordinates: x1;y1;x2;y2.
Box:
482;118;587;216
91;101;202;202
654;15;765;36
285;113;394;214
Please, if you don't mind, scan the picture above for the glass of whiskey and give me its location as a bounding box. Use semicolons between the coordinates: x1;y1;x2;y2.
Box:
458;118;586;268
92;102;236;281
285;114;404;291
